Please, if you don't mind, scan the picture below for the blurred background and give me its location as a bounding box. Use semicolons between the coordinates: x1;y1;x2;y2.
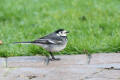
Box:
0;0;120;57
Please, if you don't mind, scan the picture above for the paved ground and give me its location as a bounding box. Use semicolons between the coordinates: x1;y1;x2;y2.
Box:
0;53;120;80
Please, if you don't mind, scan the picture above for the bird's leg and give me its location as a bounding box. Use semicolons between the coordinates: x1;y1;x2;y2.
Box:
49;52;60;61
87;54;92;64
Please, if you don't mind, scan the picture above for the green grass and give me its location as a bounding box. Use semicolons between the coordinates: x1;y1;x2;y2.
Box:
0;0;120;57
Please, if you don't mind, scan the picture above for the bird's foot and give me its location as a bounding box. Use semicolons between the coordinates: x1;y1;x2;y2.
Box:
49;58;61;61
44;57;61;65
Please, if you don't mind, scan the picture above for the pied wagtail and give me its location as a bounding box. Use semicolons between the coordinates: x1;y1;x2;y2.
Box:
15;29;69;61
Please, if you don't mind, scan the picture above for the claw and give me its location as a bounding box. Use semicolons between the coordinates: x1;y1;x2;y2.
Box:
44;56;61;65
49;58;61;61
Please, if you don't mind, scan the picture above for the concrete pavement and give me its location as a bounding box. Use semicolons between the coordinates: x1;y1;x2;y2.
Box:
0;53;120;80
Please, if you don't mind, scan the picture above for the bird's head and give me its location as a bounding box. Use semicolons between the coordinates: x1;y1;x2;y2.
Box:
55;29;69;36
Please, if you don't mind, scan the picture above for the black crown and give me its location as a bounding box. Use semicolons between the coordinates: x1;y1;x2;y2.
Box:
55;29;64;33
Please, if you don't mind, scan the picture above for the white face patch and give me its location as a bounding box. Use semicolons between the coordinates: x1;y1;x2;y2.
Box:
57;30;67;36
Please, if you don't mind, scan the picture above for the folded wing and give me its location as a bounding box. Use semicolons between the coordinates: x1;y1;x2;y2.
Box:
32;39;62;45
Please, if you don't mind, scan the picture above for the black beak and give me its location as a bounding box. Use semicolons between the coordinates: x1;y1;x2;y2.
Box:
66;31;69;33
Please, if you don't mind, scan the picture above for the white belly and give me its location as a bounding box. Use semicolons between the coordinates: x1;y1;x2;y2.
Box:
34;43;67;52
48;44;67;52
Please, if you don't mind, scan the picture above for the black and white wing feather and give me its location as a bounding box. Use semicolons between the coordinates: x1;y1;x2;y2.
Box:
32;33;63;45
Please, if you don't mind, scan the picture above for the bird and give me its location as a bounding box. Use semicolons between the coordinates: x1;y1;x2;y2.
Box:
15;29;69;62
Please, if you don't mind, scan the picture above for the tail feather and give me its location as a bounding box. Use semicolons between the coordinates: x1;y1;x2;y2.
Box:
14;41;32;44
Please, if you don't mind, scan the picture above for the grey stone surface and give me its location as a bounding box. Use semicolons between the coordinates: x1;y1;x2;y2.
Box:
5;55;88;67
0;53;120;80
90;53;120;64
0;58;6;68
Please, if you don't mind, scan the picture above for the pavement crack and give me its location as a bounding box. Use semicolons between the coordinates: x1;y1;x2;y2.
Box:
81;69;104;80
27;75;37;80
104;66;120;70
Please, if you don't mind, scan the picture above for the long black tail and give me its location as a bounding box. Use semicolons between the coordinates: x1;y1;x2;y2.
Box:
14;41;32;44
